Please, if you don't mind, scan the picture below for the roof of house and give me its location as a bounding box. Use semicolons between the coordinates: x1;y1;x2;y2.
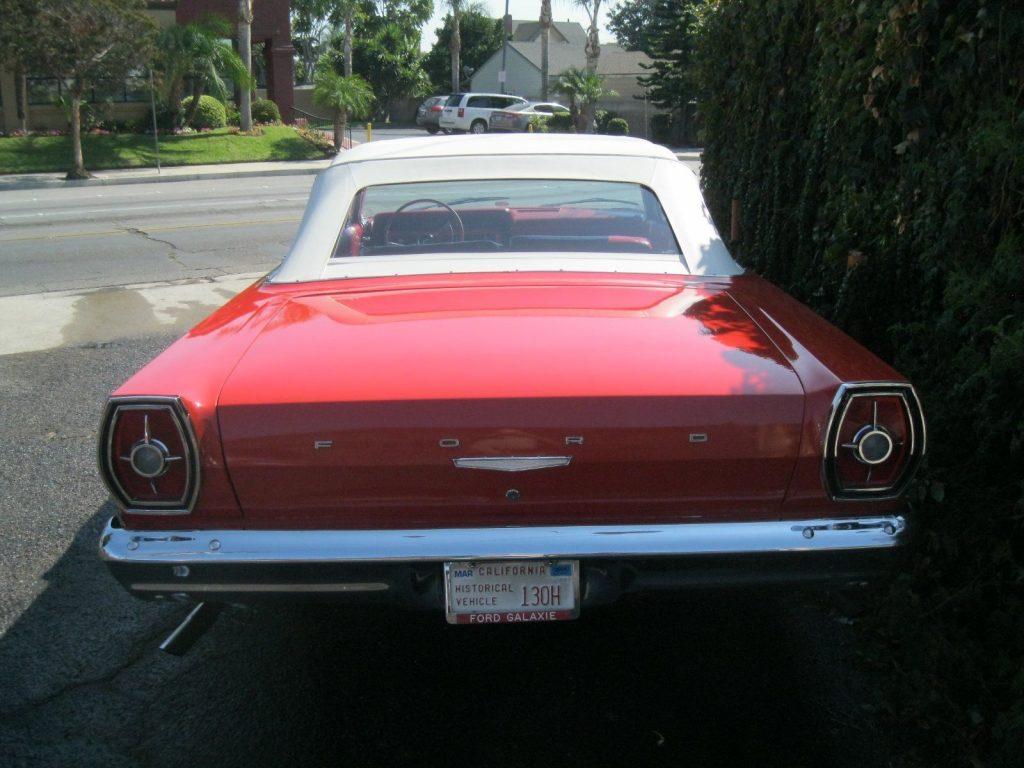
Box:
509;19;587;46
506;42;653;76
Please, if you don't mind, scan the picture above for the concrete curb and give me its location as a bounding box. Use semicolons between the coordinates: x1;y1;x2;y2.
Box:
1;148;700;192
0;162;329;192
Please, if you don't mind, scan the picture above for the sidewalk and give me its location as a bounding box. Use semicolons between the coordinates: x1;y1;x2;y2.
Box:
0;146;701;192
0;158;332;192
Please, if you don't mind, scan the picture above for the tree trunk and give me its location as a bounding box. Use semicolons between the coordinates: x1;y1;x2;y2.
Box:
67;94;88;180
583;2;601;133
450;8;461;94
15;68;28;132
343;10;354;78
184;81;204;127
333;111;343;151
539;0;551;100
238;0;253;132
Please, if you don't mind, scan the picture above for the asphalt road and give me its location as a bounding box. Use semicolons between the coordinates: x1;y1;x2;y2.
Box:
0;176;311;296
0;160;900;767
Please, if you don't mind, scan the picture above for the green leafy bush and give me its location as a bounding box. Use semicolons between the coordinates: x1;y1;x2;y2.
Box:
182;94;226;129
527;115;550;133
225;102;240;127
605;117;629;136
251;98;281;124
696;2;1023;765
545;112;575;133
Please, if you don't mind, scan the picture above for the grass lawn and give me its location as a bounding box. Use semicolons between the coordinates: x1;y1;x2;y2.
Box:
0;126;328;175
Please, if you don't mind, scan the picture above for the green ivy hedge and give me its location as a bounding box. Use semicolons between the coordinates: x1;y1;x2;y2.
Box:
697;1;1022;764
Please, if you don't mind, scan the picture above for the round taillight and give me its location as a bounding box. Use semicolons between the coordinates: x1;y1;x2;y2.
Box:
824;383;925;499
99;397;199;514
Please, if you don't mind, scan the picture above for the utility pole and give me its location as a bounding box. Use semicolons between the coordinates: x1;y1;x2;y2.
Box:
499;2;511;94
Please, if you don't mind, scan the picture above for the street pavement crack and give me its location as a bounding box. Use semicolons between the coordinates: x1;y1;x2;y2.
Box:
124;226;189;269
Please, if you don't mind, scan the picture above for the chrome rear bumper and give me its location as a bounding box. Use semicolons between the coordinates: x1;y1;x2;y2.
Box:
100;515;906;603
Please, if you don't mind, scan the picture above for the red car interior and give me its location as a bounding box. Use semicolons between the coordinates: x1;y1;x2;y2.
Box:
334;207;677;257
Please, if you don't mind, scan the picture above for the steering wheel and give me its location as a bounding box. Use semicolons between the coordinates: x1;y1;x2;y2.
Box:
384;198;465;246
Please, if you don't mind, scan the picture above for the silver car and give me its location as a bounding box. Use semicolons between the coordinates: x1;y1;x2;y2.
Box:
489;102;571;132
416;95;449;134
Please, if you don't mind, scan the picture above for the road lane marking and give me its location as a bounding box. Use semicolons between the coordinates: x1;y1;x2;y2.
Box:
0;217;303;244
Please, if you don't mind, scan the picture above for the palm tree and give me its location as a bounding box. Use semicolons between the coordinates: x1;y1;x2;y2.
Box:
312;57;374;150
154;18;252;128
553;67;614;132
339;0;358;77
237;0;253;130
446;0;463;93
539;0;552;100
576;0;603;74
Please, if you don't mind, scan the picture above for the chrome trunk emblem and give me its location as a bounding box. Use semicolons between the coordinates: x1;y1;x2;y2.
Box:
453;456;572;472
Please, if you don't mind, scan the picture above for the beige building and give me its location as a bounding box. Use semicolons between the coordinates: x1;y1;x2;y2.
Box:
469;21;662;138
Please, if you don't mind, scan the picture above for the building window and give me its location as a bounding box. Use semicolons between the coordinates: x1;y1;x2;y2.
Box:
27;77;61;105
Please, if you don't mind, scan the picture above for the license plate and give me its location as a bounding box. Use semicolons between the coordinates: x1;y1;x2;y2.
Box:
443;560;579;624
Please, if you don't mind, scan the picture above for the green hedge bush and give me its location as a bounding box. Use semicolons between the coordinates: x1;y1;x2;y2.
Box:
182;95;227;130
605;117;629;136
545;112;575;133
696;2;1023;764
251;98;281;124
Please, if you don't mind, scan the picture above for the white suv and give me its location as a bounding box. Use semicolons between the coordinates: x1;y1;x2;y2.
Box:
439;93;529;134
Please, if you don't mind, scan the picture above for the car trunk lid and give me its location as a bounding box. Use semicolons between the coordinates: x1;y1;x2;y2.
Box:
217;275;805;528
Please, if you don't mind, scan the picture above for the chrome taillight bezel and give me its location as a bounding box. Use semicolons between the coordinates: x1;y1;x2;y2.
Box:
823;382;926;501
98;395;200;515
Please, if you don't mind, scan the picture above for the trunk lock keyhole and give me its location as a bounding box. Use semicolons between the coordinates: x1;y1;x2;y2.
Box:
505;489;521;502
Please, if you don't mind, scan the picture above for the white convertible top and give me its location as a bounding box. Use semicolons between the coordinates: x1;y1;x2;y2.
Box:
329;133;680;166
271;135;741;283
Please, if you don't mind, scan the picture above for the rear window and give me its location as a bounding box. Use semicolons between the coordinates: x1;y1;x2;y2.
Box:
445;94;464;106
333;179;681;258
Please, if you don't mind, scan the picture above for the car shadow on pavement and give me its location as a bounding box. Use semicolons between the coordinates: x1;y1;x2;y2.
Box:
0;506;894;767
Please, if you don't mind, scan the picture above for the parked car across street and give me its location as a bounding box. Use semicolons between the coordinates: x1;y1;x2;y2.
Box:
415;95;449;134
489;102;571;132
439;93;529;134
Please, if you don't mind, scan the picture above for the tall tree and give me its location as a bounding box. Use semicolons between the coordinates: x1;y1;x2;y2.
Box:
606;0;657;54
0;0;34;131
638;0;701;121
574;0;604;131
576;0;603;73
312;55;374;149
539;0;552;99
446;0;463;93
291;0;361;84
346;20;430;118
423;8;502;92
237;0;254;130
8;0;154;178
340;0;357;76
291;0;334;83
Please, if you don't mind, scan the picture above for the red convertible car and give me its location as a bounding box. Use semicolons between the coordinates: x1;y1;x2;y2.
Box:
98;135;924;643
